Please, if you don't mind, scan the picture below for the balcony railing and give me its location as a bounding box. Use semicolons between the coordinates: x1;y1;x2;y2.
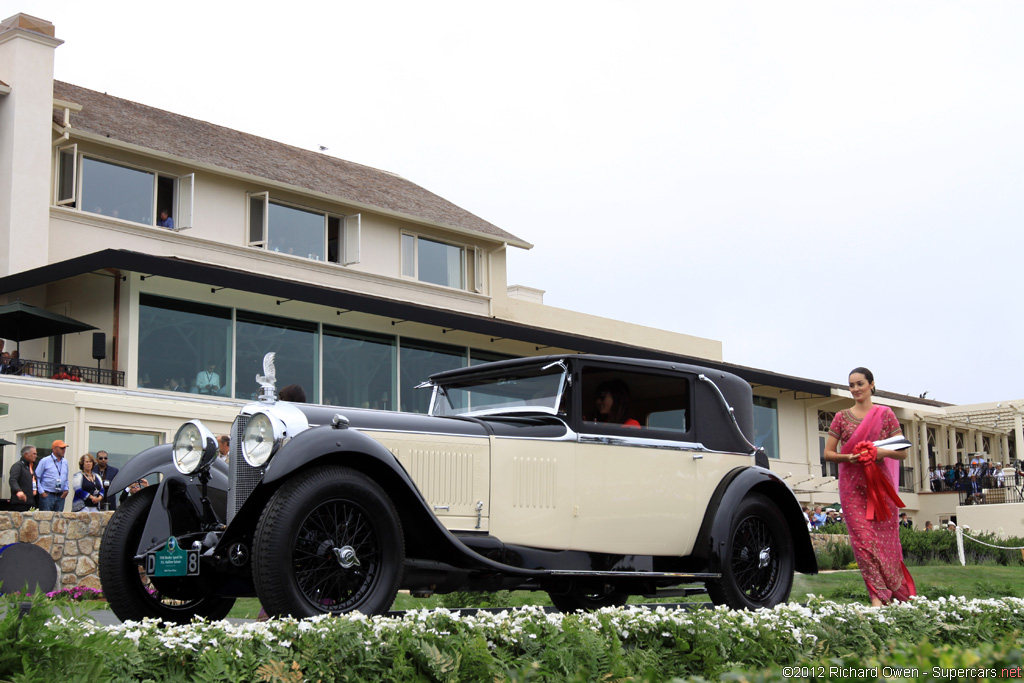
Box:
958;485;1024;506
4;359;125;386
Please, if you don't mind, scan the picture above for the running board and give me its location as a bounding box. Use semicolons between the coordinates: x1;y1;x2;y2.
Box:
548;570;720;580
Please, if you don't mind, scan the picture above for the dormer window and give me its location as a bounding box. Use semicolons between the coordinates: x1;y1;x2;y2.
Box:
247;193;360;265
402;232;483;292
54;147;193;229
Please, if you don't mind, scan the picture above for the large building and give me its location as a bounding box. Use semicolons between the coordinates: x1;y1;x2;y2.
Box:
0;13;1020;533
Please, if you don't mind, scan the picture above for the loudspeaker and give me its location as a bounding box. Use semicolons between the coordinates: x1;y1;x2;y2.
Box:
92;332;106;361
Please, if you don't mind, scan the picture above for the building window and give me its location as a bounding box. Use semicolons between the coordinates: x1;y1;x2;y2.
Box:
322;327;396;410
0;403;8;416
56;151;191;229
247;193;359;265
24;428;65;458
402;233;469;290
139;295;232;395
399;338;466;414
752;396;779;459
235;311;319;401
470;349;516;366
88;429;161;473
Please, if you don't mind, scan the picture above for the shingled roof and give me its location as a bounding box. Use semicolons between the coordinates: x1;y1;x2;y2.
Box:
51;81;529;247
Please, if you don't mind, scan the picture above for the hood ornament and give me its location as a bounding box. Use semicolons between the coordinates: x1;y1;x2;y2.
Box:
256;352;277;402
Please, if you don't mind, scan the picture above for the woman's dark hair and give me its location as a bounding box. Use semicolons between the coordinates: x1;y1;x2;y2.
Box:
849;366;876;394
278;384;306;402
594;379;632;424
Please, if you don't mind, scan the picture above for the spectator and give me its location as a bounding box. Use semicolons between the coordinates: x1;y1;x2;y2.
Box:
157;209;174;229
165;377;186;392
217;435;230;464
994;463;1005;488
72;453;105;513
36;440;70;511
9;445;38;511
0;351;13;374
52;365;73;380
929;465;943;492
944;465;956;490
899;513;913;529
801;506;812;531
194;362;221;395
95;450;118;511
924;520;933;531
810;505;826;529
279;384;306;402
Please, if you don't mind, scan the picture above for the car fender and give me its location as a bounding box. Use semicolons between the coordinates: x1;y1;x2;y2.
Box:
695;466;817;575
254;425;544;577
112;444;230;556
110;444;229;496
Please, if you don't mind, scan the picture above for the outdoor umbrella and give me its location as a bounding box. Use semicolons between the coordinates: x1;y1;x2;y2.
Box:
0;301;97;351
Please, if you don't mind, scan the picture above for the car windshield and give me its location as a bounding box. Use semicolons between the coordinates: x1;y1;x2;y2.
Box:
429;363;567;417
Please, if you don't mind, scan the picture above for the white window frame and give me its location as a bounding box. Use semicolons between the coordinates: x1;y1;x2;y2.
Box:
247;191;269;247
177;173;194;230
57;148;188;229
249;192;359;265
55;143;78;206
401;231;469;291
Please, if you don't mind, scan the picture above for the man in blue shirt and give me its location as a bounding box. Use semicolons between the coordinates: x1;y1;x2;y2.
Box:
811;505;827;529
158;209;174;229
35;440;70;512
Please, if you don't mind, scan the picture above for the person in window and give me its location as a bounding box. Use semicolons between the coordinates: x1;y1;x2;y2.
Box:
158;209;174;229
194;362;221;395
592;379;640;428
279;384;306;402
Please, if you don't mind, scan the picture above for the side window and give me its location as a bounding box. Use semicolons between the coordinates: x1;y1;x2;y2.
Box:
579;366;690;437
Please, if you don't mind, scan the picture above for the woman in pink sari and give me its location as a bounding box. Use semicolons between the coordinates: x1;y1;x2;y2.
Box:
824;367;916;606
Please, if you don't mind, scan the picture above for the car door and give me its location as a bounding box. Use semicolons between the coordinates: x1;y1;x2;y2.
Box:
571;364;701;556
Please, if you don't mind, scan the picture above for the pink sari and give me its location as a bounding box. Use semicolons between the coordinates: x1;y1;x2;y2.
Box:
837;406;916;604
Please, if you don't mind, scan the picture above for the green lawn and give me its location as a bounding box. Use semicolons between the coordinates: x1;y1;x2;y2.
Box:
72;565;1021;619
189;564;1023;619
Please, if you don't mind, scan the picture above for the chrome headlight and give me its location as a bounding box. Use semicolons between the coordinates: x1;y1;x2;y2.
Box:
242;412;283;467
172;420;218;475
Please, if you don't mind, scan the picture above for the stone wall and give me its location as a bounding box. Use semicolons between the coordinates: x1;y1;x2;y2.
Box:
0;511;113;591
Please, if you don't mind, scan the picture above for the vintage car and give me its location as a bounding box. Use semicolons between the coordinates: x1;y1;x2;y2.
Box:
99;354;816;622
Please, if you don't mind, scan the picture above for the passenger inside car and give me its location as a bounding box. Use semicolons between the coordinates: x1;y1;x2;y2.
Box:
591;379;641;428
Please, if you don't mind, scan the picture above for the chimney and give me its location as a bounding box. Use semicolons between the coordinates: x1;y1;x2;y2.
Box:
0;14;63;277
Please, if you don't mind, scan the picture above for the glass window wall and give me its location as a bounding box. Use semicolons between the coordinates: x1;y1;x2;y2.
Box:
138;295;232;395
753;396;779;459
323;327;396;409
399;339;465;413
88;429;161;472
235;311;318;401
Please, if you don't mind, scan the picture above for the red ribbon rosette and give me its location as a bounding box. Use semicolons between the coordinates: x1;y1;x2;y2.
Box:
852;441;904;521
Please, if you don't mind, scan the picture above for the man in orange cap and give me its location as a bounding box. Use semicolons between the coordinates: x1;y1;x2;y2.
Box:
35;439;70;512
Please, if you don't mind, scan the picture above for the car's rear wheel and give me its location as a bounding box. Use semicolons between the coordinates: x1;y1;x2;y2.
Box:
253;466;404;618
547;586;629;613
706;493;793;610
99;486;235;623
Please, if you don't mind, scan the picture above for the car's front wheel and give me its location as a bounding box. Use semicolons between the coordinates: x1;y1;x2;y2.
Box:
99;486;235;623
706;493;794;610
253;466;404;618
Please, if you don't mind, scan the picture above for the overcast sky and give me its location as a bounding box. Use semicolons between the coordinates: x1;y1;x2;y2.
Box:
15;1;1023;405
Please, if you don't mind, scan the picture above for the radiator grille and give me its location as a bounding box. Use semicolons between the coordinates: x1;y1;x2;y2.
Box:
227;415;262;523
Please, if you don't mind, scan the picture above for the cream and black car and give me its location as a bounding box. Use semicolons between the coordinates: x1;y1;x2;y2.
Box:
99;354;816;622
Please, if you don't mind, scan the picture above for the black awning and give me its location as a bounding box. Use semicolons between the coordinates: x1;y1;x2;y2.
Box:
0;249;832;396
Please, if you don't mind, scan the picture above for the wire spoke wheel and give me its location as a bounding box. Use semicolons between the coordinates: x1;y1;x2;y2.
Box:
707;493;794;610
292;499;382;611
730;515;779;602
254;466;404;618
99;486;235;623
